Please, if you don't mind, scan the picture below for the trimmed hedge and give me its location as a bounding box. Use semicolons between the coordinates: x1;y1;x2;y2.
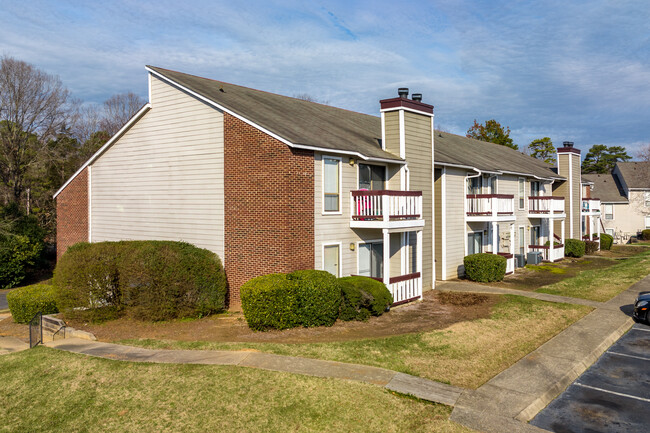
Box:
339;276;392;321
584;240;599;255
241;270;341;331
6;284;58;324
53;241;227;321
564;239;586;258
600;233;614;250
463;253;506;282
642;229;650;241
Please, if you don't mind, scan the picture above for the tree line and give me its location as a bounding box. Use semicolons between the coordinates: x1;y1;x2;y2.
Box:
466;119;645;172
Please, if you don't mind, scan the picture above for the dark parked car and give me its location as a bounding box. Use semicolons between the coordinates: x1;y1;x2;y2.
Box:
633;291;650;323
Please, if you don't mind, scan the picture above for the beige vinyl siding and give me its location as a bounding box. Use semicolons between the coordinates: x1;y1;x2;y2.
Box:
570;155;581;239
403;112;433;290
314;152;403;278
443;168;466;278
383;111;400;157
434;168;442;280
90;75;225;259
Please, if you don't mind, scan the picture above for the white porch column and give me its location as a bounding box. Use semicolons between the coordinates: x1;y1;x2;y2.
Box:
596;217;601;241
416;229;423;298
383;228;390;287
510;224;515;254
561;220;565;245
491;222;498;254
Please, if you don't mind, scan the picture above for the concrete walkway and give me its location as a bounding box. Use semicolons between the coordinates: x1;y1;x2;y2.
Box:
0;336;29;355
44;338;463;406
449;275;647;433
437;280;604;308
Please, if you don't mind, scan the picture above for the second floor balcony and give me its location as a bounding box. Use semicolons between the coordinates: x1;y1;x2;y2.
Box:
350;190;425;230
466;194;515;221
582;198;601;216
528;196;566;219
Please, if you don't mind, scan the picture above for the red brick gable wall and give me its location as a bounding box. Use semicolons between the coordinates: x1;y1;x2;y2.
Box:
224;113;315;307
56;167;89;260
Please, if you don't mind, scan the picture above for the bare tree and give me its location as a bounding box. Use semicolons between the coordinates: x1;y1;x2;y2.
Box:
99;92;146;136
639;143;650;162
293;93;329;105
0;56;72;201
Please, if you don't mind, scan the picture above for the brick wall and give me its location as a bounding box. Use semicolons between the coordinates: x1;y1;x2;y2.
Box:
56;167;89;260
224;113;315;307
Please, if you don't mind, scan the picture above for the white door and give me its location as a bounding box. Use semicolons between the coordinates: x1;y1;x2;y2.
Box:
323;245;340;277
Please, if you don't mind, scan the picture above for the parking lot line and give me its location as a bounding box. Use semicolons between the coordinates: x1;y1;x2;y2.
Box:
609;351;650;362
574;382;650;403
630;326;650;333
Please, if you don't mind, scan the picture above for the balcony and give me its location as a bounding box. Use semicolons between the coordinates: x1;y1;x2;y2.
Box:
466;194;515;222
359;273;422;305
528;196;565;219
350;190;425;230
496;252;515;275
582;198;601;216
529;243;564;262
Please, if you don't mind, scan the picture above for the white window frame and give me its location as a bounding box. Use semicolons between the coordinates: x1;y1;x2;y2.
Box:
518;225;526;255
322;242;342;277
604;204;614;220
644;191;650;207
645;215;650;229
467;231;483;255
518;177;526;210
605;228;615;237
356;239;383;278
356;162;388;191
322;155;342;215
530;225;541;246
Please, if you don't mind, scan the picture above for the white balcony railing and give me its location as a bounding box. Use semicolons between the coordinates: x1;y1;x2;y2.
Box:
528;196;565;216
582;198;601;215
351;190;422;221
496;252;515;274
466;194;515;220
388;272;422;305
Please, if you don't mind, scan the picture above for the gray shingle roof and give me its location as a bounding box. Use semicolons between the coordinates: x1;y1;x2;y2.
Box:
616;161;650;189
147;66;563;179
582;173;628;203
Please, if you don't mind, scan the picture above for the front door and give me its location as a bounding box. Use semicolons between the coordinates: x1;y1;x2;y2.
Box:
359;241;383;279
323;244;340;277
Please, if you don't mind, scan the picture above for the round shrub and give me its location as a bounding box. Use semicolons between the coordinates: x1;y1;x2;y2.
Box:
6;284;58;324
0;235;43;290
564;239;586;258
53;241;226;322
338;276;392;321
600;233;614;250
642;229;650;241
288;270;341;327
584;240;599;255
463;253;506;282
241;270;341;331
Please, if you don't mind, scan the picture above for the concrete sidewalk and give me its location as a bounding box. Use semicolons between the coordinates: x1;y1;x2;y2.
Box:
0;336;29;355
44;338;463;407
449;275;647;433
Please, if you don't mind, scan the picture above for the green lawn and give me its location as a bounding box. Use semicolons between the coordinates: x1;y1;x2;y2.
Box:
537;249;650;302
121;296;591;389
0;348;471;433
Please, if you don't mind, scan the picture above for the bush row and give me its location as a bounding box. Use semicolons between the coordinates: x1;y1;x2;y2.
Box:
463;253;506;282
53;241;227;321
240;271;392;331
565;239;586;258
584;240;599;255
642;229;650;241
6;284;58;324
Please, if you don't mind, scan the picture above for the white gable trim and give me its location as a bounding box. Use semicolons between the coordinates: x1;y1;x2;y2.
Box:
53;103;152;199
147;67;403;165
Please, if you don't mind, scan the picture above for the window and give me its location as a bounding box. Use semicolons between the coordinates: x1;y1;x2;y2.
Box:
645;192;650;207
323;244;340;277
467;232;483;255
606;228;615;237
646;216;650;229
358;164;385;190
604;204;613;220
489;176;497;194
467;177;481;195
323;157;340;212
531;226;540;246
530;181;540;197
518;178;525;209
359;241;383;279
519;226;526;255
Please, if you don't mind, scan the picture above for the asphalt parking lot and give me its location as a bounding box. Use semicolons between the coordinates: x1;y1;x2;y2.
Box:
0;292;7;310
532;323;650;433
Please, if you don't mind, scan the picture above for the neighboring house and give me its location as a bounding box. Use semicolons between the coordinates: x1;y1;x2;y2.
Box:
55;66;583;308
583;161;650;243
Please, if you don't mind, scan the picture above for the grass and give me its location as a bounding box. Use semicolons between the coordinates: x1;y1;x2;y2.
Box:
0;348;471;433
120;295;591;389
537;249;650;302
525;264;567;274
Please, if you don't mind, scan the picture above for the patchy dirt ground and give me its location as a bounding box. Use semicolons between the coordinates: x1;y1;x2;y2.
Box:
0;291;500;344
483;257;619;291
594;245;650;258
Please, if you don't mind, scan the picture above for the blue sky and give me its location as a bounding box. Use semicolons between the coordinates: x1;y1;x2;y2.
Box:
1;0;649;157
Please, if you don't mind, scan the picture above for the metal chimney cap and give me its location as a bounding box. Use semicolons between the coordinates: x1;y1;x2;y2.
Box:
563;141;574;147
412;93;423;102
398;88;409;98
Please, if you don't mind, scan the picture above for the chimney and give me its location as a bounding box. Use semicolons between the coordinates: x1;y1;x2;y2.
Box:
411;93;423;102
554;141;582;240
398;88;409;98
